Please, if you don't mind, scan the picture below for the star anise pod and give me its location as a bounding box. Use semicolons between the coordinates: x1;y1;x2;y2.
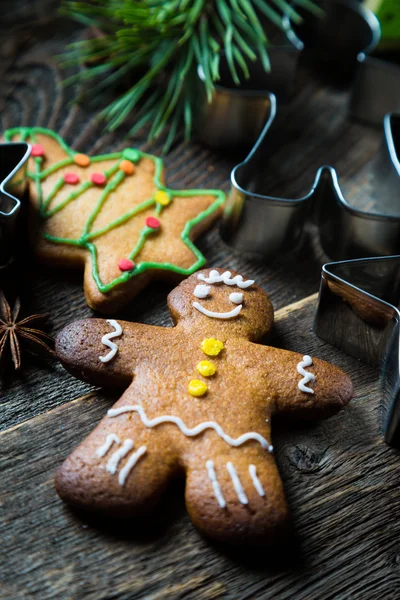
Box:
0;291;55;370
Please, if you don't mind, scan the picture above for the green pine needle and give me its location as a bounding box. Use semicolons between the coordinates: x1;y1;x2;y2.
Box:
61;0;318;152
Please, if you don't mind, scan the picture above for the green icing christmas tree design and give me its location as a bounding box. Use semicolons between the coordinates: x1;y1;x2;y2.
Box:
4;127;225;294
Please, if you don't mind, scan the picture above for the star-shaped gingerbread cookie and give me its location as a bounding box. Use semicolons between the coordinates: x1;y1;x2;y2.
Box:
55;268;353;544
4;127;225;313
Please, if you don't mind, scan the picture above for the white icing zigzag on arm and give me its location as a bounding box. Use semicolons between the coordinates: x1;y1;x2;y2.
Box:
297;355;316;394
198;270;254;288
99;319;123;363
107;405;273;452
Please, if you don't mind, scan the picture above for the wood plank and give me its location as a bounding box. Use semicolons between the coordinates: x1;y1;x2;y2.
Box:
1;3;399;598
3;291;396;600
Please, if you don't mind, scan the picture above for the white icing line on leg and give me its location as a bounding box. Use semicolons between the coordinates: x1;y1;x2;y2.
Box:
206;460;226;508
106;439;134;475
96;433;120;457
118;446;147;486
249;464;265;497
226;462;248;505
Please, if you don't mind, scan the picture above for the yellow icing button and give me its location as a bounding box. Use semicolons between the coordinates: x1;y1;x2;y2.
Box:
188;379;208;397
201;338;224;357
155;190;171;206
196;360;216;377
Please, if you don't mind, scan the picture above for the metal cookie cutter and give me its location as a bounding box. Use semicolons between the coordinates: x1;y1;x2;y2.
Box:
297;0;400;123
197;23;304;148
351;55;400;126
199;0;381;149
199;0;381;148
0;142;31;269
221;104;400;261
285;0;381;85
198;0;394;260
272;0;400;126
313;255;400;447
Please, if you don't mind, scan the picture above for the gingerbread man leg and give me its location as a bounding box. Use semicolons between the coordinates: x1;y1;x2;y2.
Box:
184;440;290;544
55;393;181;517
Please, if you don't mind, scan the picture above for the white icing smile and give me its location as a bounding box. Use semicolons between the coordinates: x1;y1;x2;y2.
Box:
192;301;242;319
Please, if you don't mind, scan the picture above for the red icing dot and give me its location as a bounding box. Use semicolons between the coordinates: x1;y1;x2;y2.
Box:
118;258;135;272
146;217;161;230
64;172;80;185
31;144;44;157
91;173;107;186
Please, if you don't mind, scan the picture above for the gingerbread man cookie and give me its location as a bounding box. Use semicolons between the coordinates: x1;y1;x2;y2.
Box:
55;268;353;544
3;127;224;313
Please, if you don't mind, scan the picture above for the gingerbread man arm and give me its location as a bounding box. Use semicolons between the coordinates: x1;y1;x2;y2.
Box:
56;318;171;389
257;346;353;419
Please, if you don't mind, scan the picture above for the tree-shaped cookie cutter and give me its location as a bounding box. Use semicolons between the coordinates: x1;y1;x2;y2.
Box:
198;0;383;148
199;0;400;260
313;255;400;446
0;142;31;269
221;99;400;260
285;0;399;123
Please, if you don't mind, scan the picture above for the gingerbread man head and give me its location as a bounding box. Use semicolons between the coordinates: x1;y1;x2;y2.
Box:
55;267;353;544
168;269;274;341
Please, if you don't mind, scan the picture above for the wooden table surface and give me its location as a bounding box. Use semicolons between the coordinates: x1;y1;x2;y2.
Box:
2;4;400;600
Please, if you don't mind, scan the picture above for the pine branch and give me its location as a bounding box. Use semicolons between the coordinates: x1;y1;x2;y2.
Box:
61;0;320;152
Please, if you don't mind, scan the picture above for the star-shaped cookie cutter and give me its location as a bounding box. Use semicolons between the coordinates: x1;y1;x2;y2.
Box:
0;142;31;268
313;255;400;446
220;96;400;261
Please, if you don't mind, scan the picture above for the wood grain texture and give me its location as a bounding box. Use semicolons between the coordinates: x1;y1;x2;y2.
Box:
1;2;398;599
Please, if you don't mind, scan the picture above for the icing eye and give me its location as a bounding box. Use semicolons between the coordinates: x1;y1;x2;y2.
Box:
229;292;243;305
194;284;211;299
